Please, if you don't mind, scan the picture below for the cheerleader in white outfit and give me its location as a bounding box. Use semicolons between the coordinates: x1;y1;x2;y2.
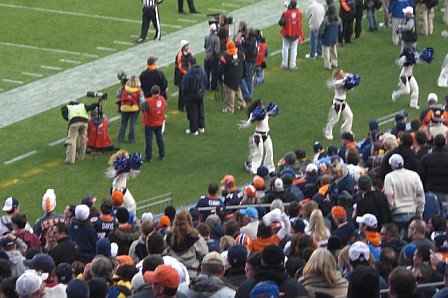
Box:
323;69;360;140
392;47;434;109
438;53;448;87
239;99;279;175
106;150;143;213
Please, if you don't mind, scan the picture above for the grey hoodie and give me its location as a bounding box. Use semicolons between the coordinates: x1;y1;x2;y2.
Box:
6;250;25;277
176;274;236;298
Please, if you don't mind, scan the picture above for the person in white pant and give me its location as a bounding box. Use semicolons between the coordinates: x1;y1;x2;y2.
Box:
279;0;305;70
323;69;358;141
239;100;279;175
438;53;448;87
392;49;420;109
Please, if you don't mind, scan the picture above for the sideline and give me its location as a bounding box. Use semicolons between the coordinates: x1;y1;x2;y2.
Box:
0;0;315;129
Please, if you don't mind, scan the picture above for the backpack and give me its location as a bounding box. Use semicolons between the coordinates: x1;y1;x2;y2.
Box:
250;280;280;298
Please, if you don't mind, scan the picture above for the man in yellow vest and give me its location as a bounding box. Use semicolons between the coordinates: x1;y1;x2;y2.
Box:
61;101;99;164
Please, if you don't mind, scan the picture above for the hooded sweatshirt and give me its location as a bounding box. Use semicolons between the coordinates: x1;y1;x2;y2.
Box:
181;64;208;102
6;250;25;277
177;273;236;298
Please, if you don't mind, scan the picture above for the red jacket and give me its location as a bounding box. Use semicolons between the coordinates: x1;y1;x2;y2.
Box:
255;42;267;67
280;9;305;43
142;95;167;127
87;118;111;149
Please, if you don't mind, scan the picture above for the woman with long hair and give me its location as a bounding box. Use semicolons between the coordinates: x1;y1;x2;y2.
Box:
305;209;330;247
117;75;144;143
165;209;209;278
299;248;348;297
239;99;279;175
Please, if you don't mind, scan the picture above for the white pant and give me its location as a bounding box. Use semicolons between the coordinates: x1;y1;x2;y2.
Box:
438;53;448;87
394;75;419;107
249;133;275;174
324;100;353;139
282;37;298;68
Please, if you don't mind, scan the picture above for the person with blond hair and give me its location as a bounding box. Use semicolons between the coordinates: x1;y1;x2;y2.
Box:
305;209;330;247
165;209;209;278
299;248;349;297
116;75;144;144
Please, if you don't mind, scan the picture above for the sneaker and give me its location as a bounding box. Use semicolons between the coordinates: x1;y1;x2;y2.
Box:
325;134;333;140
244;161;252;172
290;66;298;70
305;54;315;59
159;156;165;161
185;129;198;135
280;65;288;70
392;91;399;102
198;128;205;134
136;37;145;43
410;105;420;110
222;108;232;113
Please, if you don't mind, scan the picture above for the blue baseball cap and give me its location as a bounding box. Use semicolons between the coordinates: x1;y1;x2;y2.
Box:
250;280;280;298
368;120;379;130
239;207;258;219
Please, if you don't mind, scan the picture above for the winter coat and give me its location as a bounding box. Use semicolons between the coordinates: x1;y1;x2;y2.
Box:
108;225;140;256
380;145;420;180
48;237;81;266
319;14;342;46
181;64;208;102
69;219;98;262
165;234;209;278
299;271;348;298
224;266;247;288
177;273;236;298
419;148;448;194
356;190;393;230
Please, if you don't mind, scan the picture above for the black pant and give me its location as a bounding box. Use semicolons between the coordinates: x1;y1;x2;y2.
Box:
204;58;219;90
178;81;186;111
354;3;363;38
186;98;204;132
178;0;197;13
339;18;354;43
139;6;161;40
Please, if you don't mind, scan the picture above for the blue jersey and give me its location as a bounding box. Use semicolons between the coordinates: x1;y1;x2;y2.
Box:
196;195;224;221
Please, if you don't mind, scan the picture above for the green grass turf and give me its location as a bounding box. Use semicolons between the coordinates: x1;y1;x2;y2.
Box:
0;6;447;221
0;0;238;91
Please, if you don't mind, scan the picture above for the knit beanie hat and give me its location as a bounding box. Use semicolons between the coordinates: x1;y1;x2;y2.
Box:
66;279;89;298
87;278;108;298
75;204;90;221
146;231;165;255
261;245;284;266
42;189;56;213
96;238;111;257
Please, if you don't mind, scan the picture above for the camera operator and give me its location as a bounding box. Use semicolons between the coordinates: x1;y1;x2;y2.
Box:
86;108;115;154
61;100;99;164
204;24;221;91
235;23;257;102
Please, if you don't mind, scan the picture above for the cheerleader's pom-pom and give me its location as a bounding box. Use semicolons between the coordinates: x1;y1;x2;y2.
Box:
266;102;279;117
343;74;361;90
252;106;266;121
129;153;143;171
113;156;131;173
419;47;434;63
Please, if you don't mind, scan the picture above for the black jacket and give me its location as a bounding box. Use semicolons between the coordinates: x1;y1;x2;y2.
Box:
139;68;168;98
218;51;245;90
356;190;392;230
235;265;308;298
224;266;246;288
419;148;448;193
48;237;81;265
107;225;140;256
128;283;156;298
379;145;420;180
181;64;208;102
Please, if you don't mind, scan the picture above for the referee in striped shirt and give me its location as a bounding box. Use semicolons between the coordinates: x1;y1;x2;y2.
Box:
137;0;163;43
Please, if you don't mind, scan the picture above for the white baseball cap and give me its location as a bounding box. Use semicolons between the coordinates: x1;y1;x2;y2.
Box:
15;270;42;296
306;163;318;173
356;213;378;228
2;197;19;212
348;241;370;262
389;154;404;169
180;40;189;49
427;93;438;103
403;6;413;14
75;204;90;221
210;23;217;31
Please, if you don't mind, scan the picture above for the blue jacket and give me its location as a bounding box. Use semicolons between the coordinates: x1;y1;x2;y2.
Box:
319;15;342;46
388;0;412;18
69;220;98;262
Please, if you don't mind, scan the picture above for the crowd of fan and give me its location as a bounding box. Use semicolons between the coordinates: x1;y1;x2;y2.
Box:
2;99;448;297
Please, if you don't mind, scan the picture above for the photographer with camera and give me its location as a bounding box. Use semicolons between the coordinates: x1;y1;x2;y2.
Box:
204;24;221;91
61;100;100;164
86;108;115;154
116;75;145;144
216;15;233;54
235;22;257;102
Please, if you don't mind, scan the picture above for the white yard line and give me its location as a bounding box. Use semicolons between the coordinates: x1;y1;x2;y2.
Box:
0;0;314;128
222;3;240;7
0;42;99;58
113;40;134;46
48;138;65;147
60;59;81;64
271;49;282;56
96;46;117;52
2;79;23;85
22;72;43;78
109;115;120;122
170;91;179;97
207;8;227;12
41;65;62;71
4;150;38;165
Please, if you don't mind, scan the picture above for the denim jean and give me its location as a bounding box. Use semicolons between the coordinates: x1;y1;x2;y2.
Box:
254;66;264;84
309;29;322;57
244;62;255;99
144;125;165;160
366;8;378;30
117;111;139;143
393;213;415;241
240;79;250;102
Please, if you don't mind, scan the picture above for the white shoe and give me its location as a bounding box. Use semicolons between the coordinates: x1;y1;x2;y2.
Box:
410;105;420;110
392;91;399;102
280;65;288;70
290;66;298;70
305;54;315;59
185;129;198;135
325;134;333;140
198;128;205;134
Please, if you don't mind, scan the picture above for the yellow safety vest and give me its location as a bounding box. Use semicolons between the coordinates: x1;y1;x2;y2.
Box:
67;104;88;121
